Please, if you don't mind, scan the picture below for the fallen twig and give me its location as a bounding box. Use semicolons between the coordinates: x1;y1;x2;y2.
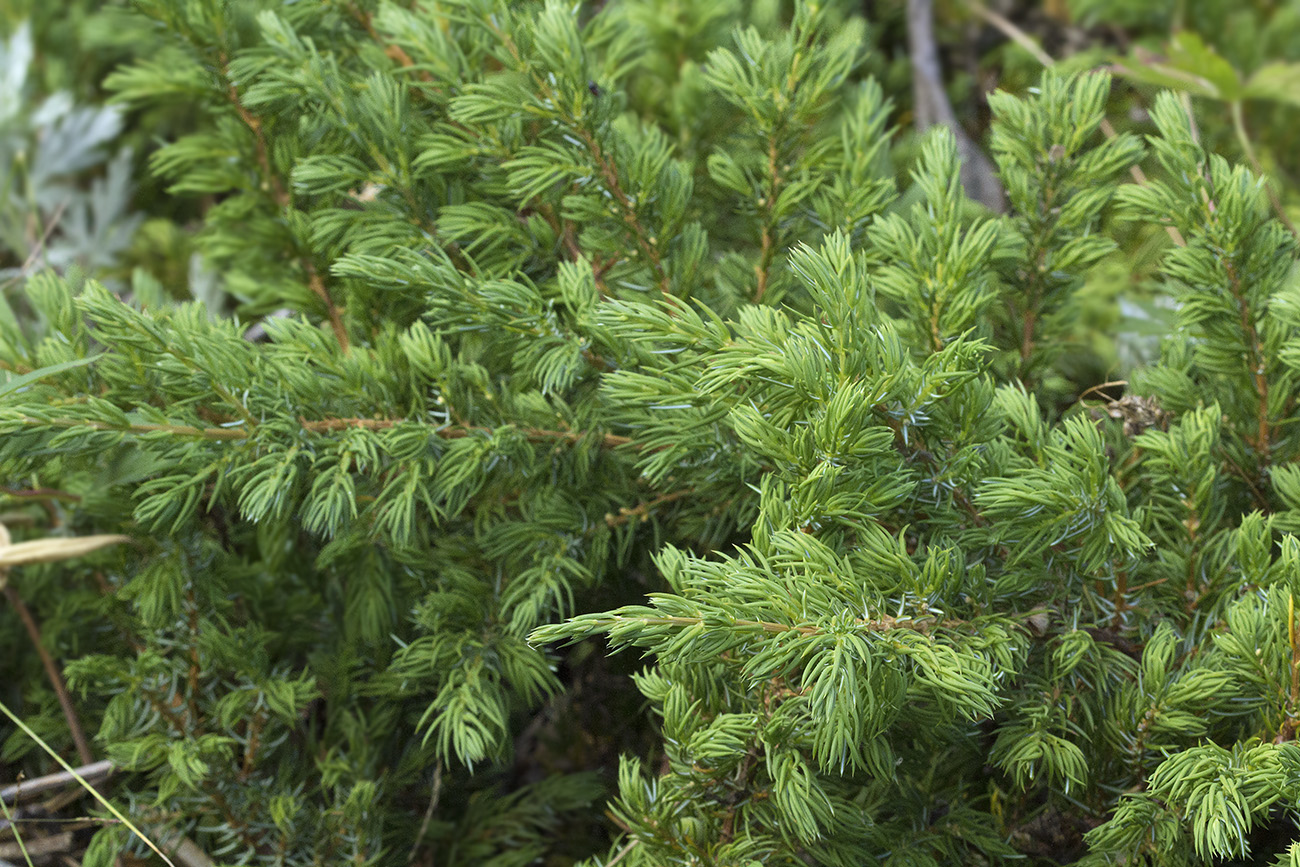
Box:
0;760;114;806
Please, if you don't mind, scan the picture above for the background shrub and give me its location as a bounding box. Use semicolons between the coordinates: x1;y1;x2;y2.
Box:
3;2;1300;865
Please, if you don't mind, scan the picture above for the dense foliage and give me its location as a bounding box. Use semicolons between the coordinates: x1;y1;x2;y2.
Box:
4;2;1300;866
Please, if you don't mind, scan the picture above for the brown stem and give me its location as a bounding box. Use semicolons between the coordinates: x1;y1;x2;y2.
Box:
480;14;671;297
1019;307;1037;367
1180;496;1203;610
223;77;288;210
1016;236;1050;382
718;793;737;844
14;418;249;440
753;138;782;303
929;301;944;355
406;760;443;866
223;60;353;357
604;840;640;867
1292;594;1299;723
238;711;266;783
18;200;69;276
349;3;425;78
353;7;645;337
577;128;672;296
301;416;634;448
542;203;613;298
305;261;350;353
1125;577;1168;594
604;488;694;527
207;787;268;856
2;583;95;765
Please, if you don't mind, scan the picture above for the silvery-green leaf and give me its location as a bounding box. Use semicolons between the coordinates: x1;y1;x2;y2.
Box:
0;22;32;126
30;104;123;185
30;90;73;127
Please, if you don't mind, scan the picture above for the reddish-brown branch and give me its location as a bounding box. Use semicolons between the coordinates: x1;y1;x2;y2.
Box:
539;202;613;299
1019;307;1038;367
239;711;266;783
561;219;584;264
1181;497;1204;611
577;128;671;296
224;80;288;210
300;416;634;448
305;262;350;353
223;61;354;357
482;17;669;295
874;408;999;541
753;138;782;303
345;14;618;344
2;584;95;766
134;669;267;853
604;488;694;527
718;793;738;844
1016;240;1051;374
407;760;443;865
477;12;674;297
347;2;439;89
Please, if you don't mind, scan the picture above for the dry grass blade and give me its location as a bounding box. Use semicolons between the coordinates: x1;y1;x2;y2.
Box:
0;789;36;867
0;701;176;867
0;535;132;574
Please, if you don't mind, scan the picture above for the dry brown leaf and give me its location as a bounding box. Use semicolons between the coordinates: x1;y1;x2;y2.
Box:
1106;394;1171;438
